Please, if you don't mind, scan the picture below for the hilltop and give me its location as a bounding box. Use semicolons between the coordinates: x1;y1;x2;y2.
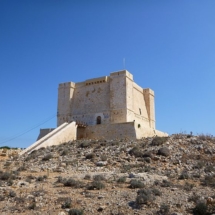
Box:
0;134;215;215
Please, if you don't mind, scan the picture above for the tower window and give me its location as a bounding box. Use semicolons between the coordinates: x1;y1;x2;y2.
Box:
139;108;142;115
96;116;101;124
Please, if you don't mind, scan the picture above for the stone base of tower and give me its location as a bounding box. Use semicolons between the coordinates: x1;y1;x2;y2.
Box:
77;121;168;140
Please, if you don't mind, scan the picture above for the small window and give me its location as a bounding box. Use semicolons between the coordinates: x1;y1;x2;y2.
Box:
139;108;141;115
96;116;101;124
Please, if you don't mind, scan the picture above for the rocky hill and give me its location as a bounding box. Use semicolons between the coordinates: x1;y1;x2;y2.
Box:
0;134;215;215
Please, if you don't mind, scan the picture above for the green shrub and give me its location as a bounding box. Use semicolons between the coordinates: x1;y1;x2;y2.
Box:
7;179;13;186
161;180;173;187
195;161;205;169
28;202;36;210
17;165;27;171
84;174;91;180
129;147;143;157
68;209;83;215
159;203;170;215
0;172;12;180
63;178;83;188
202;175;215;187
204;165;214;173
0;146;11;149
42;153;52;161
143;165;151;172
31;190;45;197
130;179;144;189
9;190;16;197
4;162;11;167
79;142;90;148
198;134;214;141
151;136;168;146
36;176;44;182
60;149;68;156
193;202;208;215
117;176;126;183
136;189;154;207
85;153;95;159
151;188;162;196
178;171;189;180
61;197;71;209
184;182;194;191
121;164;132;173
14;197;25;204
88;181;105;190
56;176;65;183
93;174;106;181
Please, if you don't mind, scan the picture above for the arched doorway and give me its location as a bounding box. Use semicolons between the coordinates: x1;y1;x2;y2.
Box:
96;116;101;124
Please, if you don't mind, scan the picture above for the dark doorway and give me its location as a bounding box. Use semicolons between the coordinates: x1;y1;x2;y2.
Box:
97;116;101;124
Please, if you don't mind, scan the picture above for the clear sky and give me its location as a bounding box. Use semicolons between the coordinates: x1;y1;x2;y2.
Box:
0;0;215;148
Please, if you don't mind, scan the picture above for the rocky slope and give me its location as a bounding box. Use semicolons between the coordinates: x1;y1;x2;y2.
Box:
0;134;215;215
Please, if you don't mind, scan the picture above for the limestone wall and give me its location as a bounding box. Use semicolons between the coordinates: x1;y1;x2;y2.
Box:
71;79;110;125
57;82;75;125
20;122;77;155
37;128;55;140
135;122;168;138
143;88;155;129
109;72;127;123
78;121;167;140
57;70;157;137
84;122;137;140
132;83;150;127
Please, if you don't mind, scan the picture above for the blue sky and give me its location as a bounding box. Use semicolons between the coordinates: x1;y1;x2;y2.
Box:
0;0;215;148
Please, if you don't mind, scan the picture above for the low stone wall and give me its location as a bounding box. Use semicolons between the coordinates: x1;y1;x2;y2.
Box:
20;122;77;155
135;122;168;138
84;122;137;140
77;121;168;140
37;128;55;140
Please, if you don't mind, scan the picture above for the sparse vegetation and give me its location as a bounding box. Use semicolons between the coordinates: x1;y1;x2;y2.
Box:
204;165;214;173
193;202;208;215
136;189;155;207
117;176;126;183
198;133;214;141
42;153;52;161
68;209;84;215
183;182;194;191
63;178;84;188
0;146;11;149
36;175;47;182
178;171;189;180
202;175;215;187
151;136;168;146
129;147;143;157
79;141;90;148
85;153;95;159
88;181;105;190
158;203;170;215
0;134;215;214
28;202;36;210
61;197;72;209
93;174;106;181
130;179;144;189
84;174;91;180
